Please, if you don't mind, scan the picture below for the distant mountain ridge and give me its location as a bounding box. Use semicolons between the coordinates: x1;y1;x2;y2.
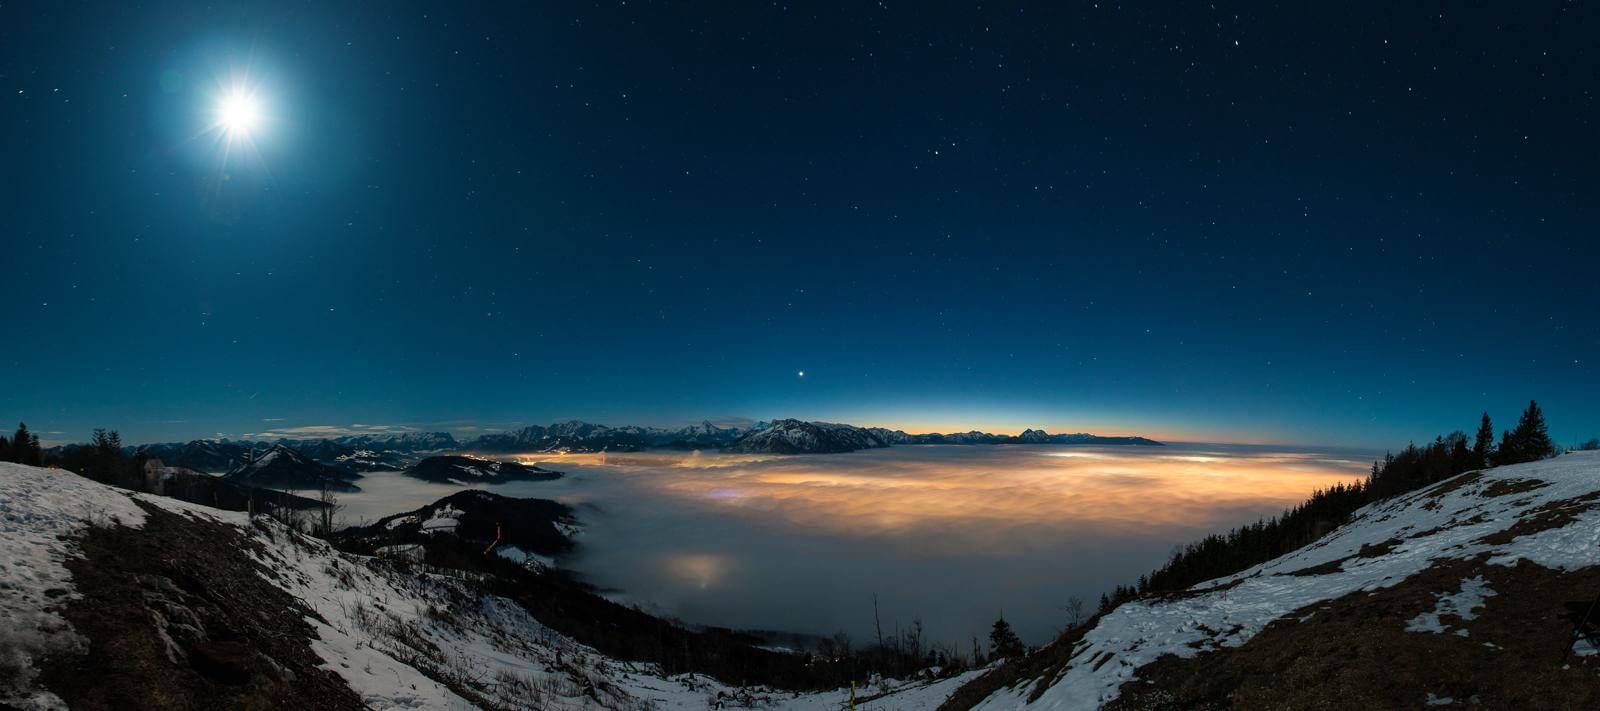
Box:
726;419;894;454
117;419;1159;461
132;431;456;472
220;444;363;492
467;419;752;453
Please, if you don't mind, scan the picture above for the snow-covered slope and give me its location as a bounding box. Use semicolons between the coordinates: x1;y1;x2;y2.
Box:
0;462;979;710
968;452;1600;710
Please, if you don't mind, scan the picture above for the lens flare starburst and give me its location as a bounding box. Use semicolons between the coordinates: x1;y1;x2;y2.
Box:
215;90;263;138
201;74;274;172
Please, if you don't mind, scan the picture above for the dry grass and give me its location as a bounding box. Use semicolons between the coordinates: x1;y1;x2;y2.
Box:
1481;478;1552;498
36;503;365;710
1476;491;1600;547
1103;556;1600;710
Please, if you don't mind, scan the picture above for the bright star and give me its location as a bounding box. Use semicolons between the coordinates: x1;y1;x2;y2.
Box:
797;370;805;378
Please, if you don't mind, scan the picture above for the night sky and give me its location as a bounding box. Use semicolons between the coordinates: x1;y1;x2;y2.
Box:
2;2;1595;447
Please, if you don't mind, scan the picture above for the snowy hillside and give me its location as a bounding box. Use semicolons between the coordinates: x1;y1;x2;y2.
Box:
962;451;1600;710
0;462;980;710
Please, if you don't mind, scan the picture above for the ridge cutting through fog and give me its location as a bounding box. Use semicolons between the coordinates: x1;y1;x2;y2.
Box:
339;443;1375;647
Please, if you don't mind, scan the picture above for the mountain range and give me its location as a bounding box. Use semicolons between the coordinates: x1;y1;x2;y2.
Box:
116;419;1162;472
466;419;750;452
463;419;1161;454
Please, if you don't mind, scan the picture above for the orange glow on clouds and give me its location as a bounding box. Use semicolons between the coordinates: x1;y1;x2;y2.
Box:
542;445;1371;555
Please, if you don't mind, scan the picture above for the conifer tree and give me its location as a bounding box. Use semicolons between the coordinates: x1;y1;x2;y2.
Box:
11;423;27;463
1499;400;1555;464
989;616;1025;659
1473;412;1496;467
11;422;40;465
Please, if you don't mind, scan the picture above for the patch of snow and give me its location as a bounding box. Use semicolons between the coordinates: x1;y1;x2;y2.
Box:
383;514;416;530
1405;575;1495;635
1426;692;1454;705
1574;638;1599;657
419;505;462;534
494;544;557;572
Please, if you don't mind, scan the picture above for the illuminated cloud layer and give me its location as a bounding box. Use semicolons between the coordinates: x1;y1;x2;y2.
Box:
374;443;1378;646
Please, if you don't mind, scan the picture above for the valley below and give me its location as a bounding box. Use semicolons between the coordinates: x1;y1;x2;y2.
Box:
333;443;1378;648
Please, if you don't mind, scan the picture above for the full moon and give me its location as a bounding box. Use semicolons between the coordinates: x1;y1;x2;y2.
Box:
215;90;262;138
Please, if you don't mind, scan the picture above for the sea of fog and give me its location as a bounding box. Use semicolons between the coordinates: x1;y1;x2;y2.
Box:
336;443;1377;649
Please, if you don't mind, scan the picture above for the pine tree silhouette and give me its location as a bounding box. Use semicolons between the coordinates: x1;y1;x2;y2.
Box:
11;422;39;465
1473;412;1496;467
989;616;1025;658
1499;400;1556;464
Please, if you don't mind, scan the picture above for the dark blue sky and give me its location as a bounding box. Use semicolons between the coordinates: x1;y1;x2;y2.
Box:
2;1;1595;447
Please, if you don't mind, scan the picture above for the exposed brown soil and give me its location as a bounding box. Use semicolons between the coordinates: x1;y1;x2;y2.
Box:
35;503;364;710
1409;513;1490;540
1282;558;1347;577
1424;471;1486;504
1103;556;1600;710
1356;537;1404;558
1279;537;1405;578
1481;478;1551;498
1477;491;1600;547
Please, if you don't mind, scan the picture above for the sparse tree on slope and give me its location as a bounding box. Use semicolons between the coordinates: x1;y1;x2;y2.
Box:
1062;595;1087;630
989;615;1025;659
317;482;344;537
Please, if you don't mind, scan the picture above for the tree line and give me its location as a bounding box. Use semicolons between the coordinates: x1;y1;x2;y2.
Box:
1099;400;1563;611
0;422;45;465
2;422;127;479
